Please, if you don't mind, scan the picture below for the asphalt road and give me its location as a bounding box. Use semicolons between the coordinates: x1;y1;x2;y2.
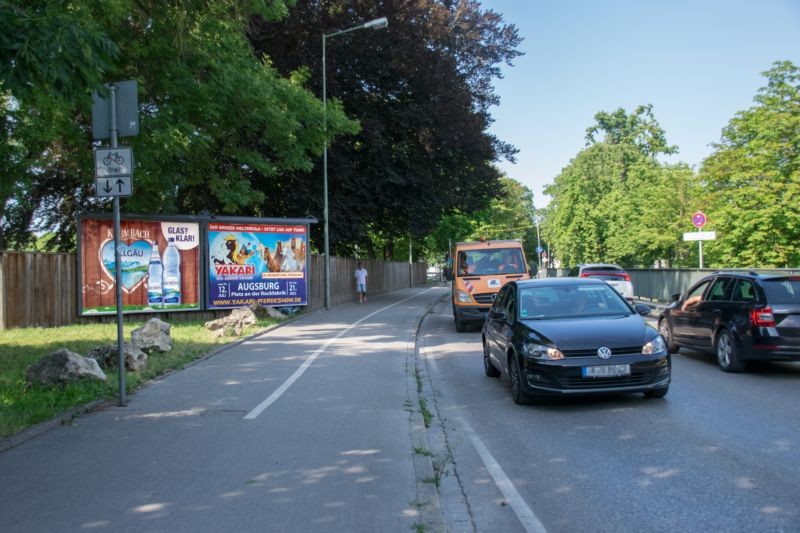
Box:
419;296;800;533
2;286;798;532
0;287;443;533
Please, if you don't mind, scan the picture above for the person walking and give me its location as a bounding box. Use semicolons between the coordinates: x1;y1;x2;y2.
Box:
354;262;368;303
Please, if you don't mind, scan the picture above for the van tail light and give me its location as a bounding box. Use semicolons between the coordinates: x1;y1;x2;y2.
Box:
750;307;776;327
621;272;631;281
579;272;591;278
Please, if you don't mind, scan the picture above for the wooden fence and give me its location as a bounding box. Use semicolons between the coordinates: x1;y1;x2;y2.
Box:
0;251;428;329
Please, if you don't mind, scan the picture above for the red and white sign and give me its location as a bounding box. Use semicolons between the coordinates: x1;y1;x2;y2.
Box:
692;211;707;228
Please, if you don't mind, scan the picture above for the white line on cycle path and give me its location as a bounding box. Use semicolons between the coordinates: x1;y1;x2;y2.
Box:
244;288;436;420
459;416;548;533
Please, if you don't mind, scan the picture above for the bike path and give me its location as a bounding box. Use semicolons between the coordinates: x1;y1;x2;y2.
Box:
0;286;445;532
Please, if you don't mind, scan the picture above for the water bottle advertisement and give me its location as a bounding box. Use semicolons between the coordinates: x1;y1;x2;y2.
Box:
78;218;201;314
207;222;308;309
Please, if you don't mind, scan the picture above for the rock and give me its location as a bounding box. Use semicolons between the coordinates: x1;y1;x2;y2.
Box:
131;318;173;353
263;306;287;319
204;306;257;337
86;343;148;372
248;303;286;319
26;348;107;387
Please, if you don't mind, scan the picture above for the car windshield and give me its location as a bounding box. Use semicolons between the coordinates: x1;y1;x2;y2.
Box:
762;278;800;304
457;248;525;276
518;284;632;319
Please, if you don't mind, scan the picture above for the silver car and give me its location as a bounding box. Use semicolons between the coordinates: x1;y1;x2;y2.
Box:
568;263;634;301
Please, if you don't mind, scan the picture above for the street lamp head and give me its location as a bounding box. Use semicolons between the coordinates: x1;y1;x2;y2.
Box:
364;17;388;30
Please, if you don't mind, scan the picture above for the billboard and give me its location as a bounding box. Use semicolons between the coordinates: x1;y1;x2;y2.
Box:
207;222;308;308
79;218;201;314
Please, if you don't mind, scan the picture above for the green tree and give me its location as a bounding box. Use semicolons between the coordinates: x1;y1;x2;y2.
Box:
422;176;537;263
248;0;522;256
544;106;693;268
700;60;800;267
0;0;357;251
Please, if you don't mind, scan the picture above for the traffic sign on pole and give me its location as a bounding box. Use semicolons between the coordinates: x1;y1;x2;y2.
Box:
92;80;139;139
683;231;716;241
692;211;707;228
95;177;133;197
95;147;133;178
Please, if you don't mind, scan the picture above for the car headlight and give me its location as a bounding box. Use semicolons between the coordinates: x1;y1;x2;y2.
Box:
523;342;564;360
642;335;667;355
456;289;473;303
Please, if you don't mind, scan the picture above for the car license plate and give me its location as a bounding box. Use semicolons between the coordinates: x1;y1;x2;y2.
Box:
582;364;631;378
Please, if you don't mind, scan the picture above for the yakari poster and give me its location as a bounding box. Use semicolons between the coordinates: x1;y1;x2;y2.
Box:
208;222;308;308
80;219;201;314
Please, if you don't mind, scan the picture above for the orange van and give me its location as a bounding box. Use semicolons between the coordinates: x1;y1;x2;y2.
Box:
444;239;531;331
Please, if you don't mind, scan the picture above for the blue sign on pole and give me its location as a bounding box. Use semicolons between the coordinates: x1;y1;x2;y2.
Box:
536;246;543;254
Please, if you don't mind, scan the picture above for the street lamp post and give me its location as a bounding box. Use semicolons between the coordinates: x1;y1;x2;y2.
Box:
322;16;388;310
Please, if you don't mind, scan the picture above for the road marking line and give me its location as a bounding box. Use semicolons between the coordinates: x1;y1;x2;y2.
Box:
460;417;548;533
244;288;437;420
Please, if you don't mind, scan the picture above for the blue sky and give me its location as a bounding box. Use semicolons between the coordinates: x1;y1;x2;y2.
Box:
479;0;800;207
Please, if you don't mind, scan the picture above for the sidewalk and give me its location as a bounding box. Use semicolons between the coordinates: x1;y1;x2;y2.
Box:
0;287;446;533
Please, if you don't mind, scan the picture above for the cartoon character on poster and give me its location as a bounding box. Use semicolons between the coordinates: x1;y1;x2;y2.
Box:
210;232;307;274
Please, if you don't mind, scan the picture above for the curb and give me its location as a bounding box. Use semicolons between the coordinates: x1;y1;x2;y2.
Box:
408;292;448;532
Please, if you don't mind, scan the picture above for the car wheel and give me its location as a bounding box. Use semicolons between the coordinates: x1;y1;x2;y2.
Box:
658;319;678;353
455;315;466;332
483;340;500;377
644;387;669;399
715;329;746;372
509;354;533;405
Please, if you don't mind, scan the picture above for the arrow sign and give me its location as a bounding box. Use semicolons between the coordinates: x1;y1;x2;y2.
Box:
95;176;132;197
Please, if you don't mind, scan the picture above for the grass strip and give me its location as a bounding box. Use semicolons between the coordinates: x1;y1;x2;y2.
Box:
0;316;281;438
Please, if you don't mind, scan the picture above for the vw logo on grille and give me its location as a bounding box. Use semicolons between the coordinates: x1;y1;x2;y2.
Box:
491;294;497;302
597;346;612;359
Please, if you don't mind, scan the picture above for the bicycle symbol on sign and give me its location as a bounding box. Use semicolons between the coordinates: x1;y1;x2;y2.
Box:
102;152;125;166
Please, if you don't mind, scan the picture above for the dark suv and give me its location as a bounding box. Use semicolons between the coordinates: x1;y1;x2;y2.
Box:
657;271;800;372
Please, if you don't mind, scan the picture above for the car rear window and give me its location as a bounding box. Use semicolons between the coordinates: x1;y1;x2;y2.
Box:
584;274;626;281
762;278;800;304
583;266;622;273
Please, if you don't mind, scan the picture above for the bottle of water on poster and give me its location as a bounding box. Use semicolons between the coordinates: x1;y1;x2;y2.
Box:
162;237;181;306
147;241;163;308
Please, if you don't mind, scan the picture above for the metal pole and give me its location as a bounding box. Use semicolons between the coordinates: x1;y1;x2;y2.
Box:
322;34;330;310
535;215;542;274
320;18;387;310
699;234;704;269
408;236;412;287
110;84;126;406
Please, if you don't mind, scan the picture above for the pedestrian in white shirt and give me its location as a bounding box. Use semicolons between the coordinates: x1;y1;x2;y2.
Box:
354;262;368;303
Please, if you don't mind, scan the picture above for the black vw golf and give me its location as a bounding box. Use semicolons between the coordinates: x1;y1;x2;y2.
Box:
482;278;671;404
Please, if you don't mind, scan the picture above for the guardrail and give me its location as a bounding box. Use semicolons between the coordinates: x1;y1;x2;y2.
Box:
545;267;800;303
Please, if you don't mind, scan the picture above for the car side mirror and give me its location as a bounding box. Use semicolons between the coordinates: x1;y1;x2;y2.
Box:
443;267;453;281
488;309;507;321
670;293;681;303
634;303;651;316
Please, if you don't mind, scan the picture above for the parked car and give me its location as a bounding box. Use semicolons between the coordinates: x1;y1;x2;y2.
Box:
482;278;670;404
568;263;634;301
658;271;800;372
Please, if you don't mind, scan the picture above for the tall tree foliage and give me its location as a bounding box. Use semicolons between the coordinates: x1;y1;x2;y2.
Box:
248;0;522;255
700;60;800;267
544;106;692;268
0;0;357;251
424;176;537;263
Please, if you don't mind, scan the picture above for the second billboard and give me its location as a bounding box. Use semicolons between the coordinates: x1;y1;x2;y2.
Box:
207;222;308;308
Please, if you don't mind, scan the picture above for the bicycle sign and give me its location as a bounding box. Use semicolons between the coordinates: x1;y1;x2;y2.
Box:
95;147;133;178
